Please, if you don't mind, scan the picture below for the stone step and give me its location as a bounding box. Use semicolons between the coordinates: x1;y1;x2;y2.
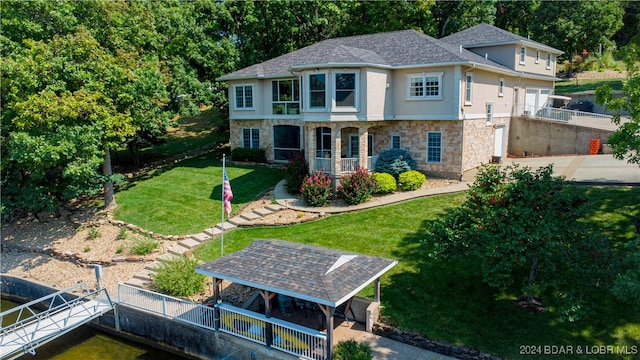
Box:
239;212;261;221
145;261;161;271
168;245;191;256
191;232;212;242
124;277;151;288
133;269;155;281
215;221;237;231
227;216;247;226
265;204;285;212
253;208;274;216
203;227;222;237
179;237;201;249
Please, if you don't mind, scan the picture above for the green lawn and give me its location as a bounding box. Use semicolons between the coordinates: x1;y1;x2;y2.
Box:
113;152;283;235
555;78;624;95
194;186;640;360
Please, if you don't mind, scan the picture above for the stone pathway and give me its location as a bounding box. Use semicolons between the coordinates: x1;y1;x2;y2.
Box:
123;203;287;288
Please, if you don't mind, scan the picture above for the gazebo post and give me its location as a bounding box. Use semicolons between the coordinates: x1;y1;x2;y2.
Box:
374;277;381;302
318;304;335;360
259;290;276;347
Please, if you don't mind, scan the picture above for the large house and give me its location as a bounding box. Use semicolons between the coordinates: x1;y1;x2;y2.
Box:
217;23;563;179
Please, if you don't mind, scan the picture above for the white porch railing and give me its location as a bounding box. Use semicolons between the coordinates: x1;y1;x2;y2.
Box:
117;285;327;360
315;156;378;174
218;303;327;360
517;104;625;131
118;284;216;330
341;158;359;173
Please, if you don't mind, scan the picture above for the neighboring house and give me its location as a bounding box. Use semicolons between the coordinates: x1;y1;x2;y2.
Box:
217;23;563;179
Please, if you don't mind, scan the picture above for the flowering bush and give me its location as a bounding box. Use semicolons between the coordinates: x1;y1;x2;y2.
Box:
337;167;377;205
398;170;426;191
373;172;397;194
283;152;308;194
300;171;333;206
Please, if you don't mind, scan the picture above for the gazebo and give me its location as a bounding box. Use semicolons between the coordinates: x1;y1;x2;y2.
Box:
196;239;397;359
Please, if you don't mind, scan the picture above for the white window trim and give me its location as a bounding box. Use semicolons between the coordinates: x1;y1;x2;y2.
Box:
498;78;504;97
546;54;552;69
332;70;360;112
520;47;526;65
307;71;329;112
486;102;494;125
272;125;301;162
464;72;473;105
406;72;444;101
242;128;260;149
271;78;300;115
391;135;401;150
426;131;442;164
233;83;255;110
535;50;540;64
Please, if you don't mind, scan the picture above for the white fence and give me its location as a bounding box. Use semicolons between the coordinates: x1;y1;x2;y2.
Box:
518;104;625;131
117;284;327;360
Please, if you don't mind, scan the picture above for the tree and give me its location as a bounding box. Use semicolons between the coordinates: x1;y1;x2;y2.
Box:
596;45;640;165
432;0;496;37
425;164;612;320
337;0;435;37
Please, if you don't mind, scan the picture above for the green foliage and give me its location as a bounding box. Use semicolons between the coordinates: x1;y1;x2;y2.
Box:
117;227;128;240
130;237;159;256
230;147;266;163
337;167;377;205
282;153;308;194
596;44;640;164
580;51;619;71
374;149;417;177
153;256;206;297
333;339;372;360
425;164;613;320
88;226;100;240
611;238;640;304
373;172;397;194
300;171;333;207
398;170;426;191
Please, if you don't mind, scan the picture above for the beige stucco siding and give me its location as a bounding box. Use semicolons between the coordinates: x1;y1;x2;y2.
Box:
514;45;556;76
391;67;458;120
462;69;515;119
473;44;517;69
364;68;392;119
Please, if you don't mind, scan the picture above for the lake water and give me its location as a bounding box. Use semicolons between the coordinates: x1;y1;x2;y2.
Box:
1;299;189;360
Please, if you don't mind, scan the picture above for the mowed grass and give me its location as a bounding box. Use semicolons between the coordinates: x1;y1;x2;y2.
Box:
195;186;640;359
113;152;283;235
554;77;624;95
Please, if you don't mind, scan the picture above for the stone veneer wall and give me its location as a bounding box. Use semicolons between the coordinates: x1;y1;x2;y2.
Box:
230;119;304;163
461;117;510;172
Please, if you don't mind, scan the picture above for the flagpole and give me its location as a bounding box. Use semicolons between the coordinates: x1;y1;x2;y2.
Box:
221;154;226;258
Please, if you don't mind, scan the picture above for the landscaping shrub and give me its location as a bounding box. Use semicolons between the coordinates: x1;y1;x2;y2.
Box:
333;339;372;360
398;170;426;191
283;153;308;194
337;167;377;205
373;172;397;194
230;147;266;163
153;256;206;297
130;237;160;255
300;171;333;207
374;149;416;177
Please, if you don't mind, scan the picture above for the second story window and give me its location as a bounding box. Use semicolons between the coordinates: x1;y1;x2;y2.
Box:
536;50;540;63
546;54;552;69
234;84;254;109
520;47;526;64
272;79;300;115
465;73;473;105
335;72;357;108
499;78;505;97
309;73;327;110
391;135;401;149
408;73;443;100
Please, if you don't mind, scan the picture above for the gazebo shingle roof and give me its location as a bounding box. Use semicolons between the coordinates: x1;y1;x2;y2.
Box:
196;239;397;307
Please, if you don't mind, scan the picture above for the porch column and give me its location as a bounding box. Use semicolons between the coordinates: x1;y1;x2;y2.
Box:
307;124;316;174
374;278;381;303
259;290;277;346
318;304;336;360
212;278;223;330
332;126;342;176
359;127;369;171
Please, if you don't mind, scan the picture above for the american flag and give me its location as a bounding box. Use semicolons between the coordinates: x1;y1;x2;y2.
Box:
223;170;233;217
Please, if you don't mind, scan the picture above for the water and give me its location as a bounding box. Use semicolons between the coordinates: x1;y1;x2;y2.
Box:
1;299;188;360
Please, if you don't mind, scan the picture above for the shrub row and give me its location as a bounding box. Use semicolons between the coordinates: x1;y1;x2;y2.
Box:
230;147;266;163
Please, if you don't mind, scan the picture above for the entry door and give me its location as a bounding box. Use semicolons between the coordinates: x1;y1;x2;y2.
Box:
494;126;505;157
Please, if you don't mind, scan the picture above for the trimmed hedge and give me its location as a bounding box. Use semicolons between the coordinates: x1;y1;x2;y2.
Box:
373;172;397;194
230;147;266;163
398;170;426;191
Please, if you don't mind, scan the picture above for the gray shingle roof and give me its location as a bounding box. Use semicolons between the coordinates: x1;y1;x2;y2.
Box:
218;29;513;80
440;23;563;55
196;239;397;307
